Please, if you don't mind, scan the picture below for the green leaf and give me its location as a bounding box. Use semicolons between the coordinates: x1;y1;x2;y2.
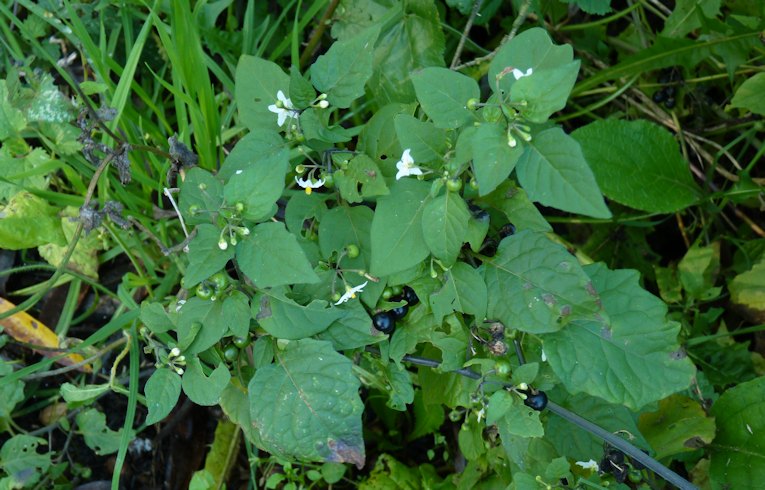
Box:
333;154;389;203
311;26;380;108
478;181;552;233
358;103;413;172
224;291;251;338
709;376;765;489
383;361;415;411
410;390;445;440
60;383;110;403
471;122;524;197
285;192;328;235
678;242;720;299
544;263;696;409
429;262;487;324
572;119;701;213
253;288;344;340
248;339;365;467
0;435;49;487
394;114;448;164
220;379;260;446
176;297;230;354
512;61;580;123
370;179;431;277
638;394;716;460
182;357;231;406
76;409;129;455
0;147;51;201
38;206;103;278
223;139;289;222
0;192;65;249
236;222;320;288
179;167;224;225
516;127;611;218
25;74;74;123
563;0;612;15
490;391;544;438
663;0;722;38
301;108;353;144
0;362;24;423
484;231;603;333
140;302;173;334
0;80;26;139
289;65;317;109
144;368;182;425
235;55;289;131
218;129;289;180
729;257;765;322
318;204;373;270
421;191;470;266
429;316;469;372
184;224;236;288
316;300;383;350
730;72;765;116
411;67;478;129
489;27;574;98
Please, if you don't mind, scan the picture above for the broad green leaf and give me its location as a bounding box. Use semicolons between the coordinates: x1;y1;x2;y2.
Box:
410;390;445;440
315;300;383;350
394;114;448;164
236;222;320;288
25;75;73;123
253;288;344;340
422;191;470;266
0;435;49;487
511;61;580;123
730;72;765;116
218;129;288;180
38;206;103;278
471;122;523;196
429;316;469;372
140;302;173;334
370;179;431;277
179;167;224;225
638;394;716;460
333;154;389;203
183;224;235;288
289;65;316;109
678;242;720;299
311;26;380;108
76;409;129;455
709;376;765;489
430;262;487;324
411;67;478;129
182;357;231;406
729;257;765;322
220;380;259;445
572;119;701;213
663;0;722;38
489;390;544;438
484;231;603;333
0;147;50;201
300;108;353;144
235;55;289;131
465;210;490;252
384;361;415;411
489;27;574;97
0;80;26;139
248;339;365;467
459;416;487;460
0;192;65;249
60;383;110;403
478;181;552;232
358;103;414;174
144;368;182;425
284;192;328;235
177;297;229;354
516;127;611;218
223;135;289;222
544;263;696;409
224;291;251;338
318;204;373;270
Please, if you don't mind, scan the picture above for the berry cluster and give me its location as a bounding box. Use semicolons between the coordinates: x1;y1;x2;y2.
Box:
652;68;682;109
599;445;646;484
371;286;419;335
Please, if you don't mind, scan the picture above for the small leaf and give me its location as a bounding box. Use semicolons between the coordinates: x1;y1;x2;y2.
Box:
60;383;110;403
572;119;701;213
678;242;720;299
236;222;319;288
471;123;523;196
318;205;373;270
253;288;343;340
411;67;478;129
333;154;389;203
248;339;365;467
422;191;470;266
235;55;289;131
144;368;182;425
430;262;487;324
0;192;65;249
76;409;129;455
516;127;611;218
730;72;765;116
370;179;431;277
176;297;228;354
179;168;224;226
638;394;716;460
140;302;173;334
729;257;765;323
484;231;603;333
311;26;380;108
184;224;235;288
511;61;581;123
0;435;50;486
182;357;231;406
289;66;316;109
394;114;448;164
316;300;383;350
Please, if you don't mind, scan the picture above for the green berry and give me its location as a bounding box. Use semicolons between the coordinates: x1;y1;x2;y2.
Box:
345;244;360;258
494;359;512;378
382;287;394;300
223;345;239;362
232;336;250;349
469;178;479;190
210;271;230;291
466;98;480;110
195;283;213;300
446;178;462;192
295;164;305;174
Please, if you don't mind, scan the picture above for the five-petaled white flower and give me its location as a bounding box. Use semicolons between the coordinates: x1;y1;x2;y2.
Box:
395;149;423;180
335;281;368;305
512;67;533;80
268;90;299;127
295;176;325;195
575;459;599;471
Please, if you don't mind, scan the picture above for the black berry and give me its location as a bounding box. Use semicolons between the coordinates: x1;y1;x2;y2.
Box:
372;311;396;334
499;223;516;239
402;286;419;305
521;389;548;411
390;304;409;320
652;90;666;103
664;97;676;109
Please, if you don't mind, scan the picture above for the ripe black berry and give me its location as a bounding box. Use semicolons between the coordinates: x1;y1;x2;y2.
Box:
664;97;676;109
521;389;548;411
499;223;516;239
390;304;409;320
372;311;396;334
652;90;666;103
401;286;419;306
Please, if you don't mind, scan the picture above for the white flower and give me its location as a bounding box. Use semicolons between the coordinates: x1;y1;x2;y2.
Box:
268;90;299;127
335;281;368;305
295;176;326;195
575;459;600;471
512;67;533;80
541;349;547;362
395;149;423;180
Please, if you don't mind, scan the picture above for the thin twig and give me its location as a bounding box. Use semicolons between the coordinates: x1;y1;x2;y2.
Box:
299;0;341;69
450;0;485;69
